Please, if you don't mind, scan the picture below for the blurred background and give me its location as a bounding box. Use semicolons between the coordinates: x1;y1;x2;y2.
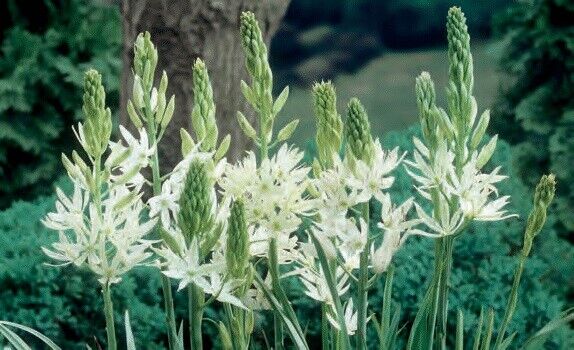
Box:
0;0;572;348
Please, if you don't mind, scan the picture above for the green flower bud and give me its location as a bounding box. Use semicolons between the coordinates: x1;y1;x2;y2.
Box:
447;7;473;96
240;11;273;124
277;119;299;142
226;200;250;280
534;174;556;208
178;159;214;245
82;69;112;158
240;12;268;82
313;81;343;169
192;58;218;151
446;7;474;135
523;174;556;256
415;72;439;149
345;98;374;164
133;31;158;90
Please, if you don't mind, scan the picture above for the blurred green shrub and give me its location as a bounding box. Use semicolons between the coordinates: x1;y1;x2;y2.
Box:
491;0;574;234
300;125;574;347
0;190;167;349
1;125;572;348
0;0;121;208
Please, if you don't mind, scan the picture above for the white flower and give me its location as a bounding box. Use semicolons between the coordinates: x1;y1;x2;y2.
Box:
296;263;350;305
371;195;419;273
346;141;403;202
42;180;156;285
159;239;221;291
327;299;358;335
148;147;226;234
201;273;246;309
148;190;179;228
406;137;516;237
243;276;272;310
220;145;314;263
106;126;155;189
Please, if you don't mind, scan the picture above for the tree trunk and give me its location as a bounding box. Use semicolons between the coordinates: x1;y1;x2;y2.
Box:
121;0;289;168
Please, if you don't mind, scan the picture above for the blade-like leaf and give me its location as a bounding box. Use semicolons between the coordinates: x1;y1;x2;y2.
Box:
0;323;32;350
124;312;136;350
522;308;574;350
0;321;60;350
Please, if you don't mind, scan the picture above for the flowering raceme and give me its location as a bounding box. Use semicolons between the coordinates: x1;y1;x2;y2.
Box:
31;7;567;350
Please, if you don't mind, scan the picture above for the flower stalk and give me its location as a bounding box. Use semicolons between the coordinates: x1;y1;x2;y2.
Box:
494;174;556;348
103;283;117;350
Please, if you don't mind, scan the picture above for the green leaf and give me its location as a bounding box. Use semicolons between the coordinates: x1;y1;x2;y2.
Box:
522;308;574;350
0;321;61;350
124;312;136;350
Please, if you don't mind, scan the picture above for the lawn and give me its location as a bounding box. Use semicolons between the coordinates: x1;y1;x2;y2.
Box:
281;41;501;145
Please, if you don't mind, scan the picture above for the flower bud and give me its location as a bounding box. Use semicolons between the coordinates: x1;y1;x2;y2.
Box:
133;31;158;89
192;58;218;151
178;159;214;245
313;81;342;169
415;72;438;148
522;174;556;256
226;200;250;280
446;7;474;132
447;7;473;96
240;11;273;124
277;119;299;142
82;69;112;158
534;174;556;208
345;98;374;165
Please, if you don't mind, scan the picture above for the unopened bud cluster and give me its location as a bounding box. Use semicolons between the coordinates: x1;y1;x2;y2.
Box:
523;174;556;256
345;98;374;164
313;81;343;169
82;69;112;158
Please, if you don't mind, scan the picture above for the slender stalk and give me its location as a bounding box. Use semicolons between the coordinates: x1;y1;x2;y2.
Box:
103;283;117;350
274;312;284;350
435;237;454;350
494;254;526;348
356;202;370;350
321;304;330;350
145;106;178;349
188;285;204;350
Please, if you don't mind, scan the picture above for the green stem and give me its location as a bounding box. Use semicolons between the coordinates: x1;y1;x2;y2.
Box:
356;202;370;350
103;284;117;350
274;312;284;350
188;284;204;350
321;304;330;350
431;236;454;350
268;237;307;347
145;106;178;350
161;277;178;348
494;254;526;349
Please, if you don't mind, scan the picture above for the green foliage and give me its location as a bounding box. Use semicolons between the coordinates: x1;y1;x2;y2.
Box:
0;190;167;349
301;125;574;348
491;0;574;232
0;0;121;208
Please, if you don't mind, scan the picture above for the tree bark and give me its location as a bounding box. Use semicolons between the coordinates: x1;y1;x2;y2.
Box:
121;0;289;168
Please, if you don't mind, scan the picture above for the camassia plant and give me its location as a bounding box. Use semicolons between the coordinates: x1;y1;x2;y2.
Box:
4;6;570;350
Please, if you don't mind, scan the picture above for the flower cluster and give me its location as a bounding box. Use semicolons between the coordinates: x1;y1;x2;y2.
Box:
38;8;546;350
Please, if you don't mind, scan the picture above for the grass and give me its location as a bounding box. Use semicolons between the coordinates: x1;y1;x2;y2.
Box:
278;41;501;145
